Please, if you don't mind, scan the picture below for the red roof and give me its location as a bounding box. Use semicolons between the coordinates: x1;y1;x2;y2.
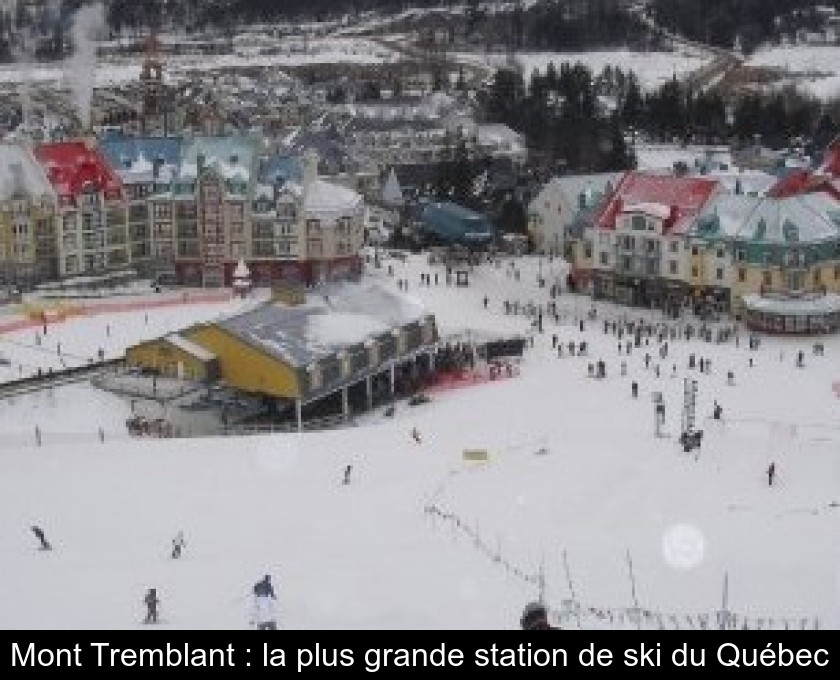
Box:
595;172;719;235
769;168;840;200
34;142;123;203
821;139;840;178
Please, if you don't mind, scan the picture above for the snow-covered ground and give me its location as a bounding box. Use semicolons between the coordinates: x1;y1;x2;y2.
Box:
1;253;839;629
747;45;840;100
454;48;711;91
0;37;399;87
0;291;266;383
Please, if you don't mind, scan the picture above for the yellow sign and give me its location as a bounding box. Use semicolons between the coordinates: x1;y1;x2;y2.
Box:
462;449;489;462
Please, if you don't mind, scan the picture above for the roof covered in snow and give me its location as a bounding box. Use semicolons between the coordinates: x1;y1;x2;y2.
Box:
694;192;840;244
0;143;55;202
99;136;183;185
164;333;217;363
179;136;259;183
215;282;426;369
742;292;840;316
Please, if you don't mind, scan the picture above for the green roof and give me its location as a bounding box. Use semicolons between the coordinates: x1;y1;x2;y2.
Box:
420;202;496;245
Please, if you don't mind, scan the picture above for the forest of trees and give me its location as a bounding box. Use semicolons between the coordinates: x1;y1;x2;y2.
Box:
650;0;840;54
478;60;838;175
479;63;634;175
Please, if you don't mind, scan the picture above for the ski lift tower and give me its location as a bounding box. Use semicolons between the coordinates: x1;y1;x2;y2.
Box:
680;377;699;452
652;391;666;438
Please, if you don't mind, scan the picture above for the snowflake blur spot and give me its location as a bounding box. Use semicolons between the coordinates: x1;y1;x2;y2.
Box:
661;523;705;570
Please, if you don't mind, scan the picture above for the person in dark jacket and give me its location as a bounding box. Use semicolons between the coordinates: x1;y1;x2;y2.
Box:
254;575;276;599
31;525;51;551
143;588;160;624
520;601;557;630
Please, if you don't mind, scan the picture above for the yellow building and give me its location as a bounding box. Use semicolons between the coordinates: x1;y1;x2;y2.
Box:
0;143;59;286
125;282;439;430
126;334;219;381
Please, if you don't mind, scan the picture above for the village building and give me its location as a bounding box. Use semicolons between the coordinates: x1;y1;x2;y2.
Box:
528;172;621;256
98;135;184;278
126;282;439;430
0;143;58;287
34;141;128;278
586;172;722;310
419;201;496;247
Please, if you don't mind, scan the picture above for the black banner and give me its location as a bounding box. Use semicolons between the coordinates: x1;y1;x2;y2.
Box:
3;632;834;676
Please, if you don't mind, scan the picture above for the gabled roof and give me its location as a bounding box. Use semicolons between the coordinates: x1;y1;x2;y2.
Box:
0;143;56;202
819;138;840;178
179;136;259;182
768;169;840;200
35;142;123;201
696;192;840;244
99;135;183;171
595;172;719;235
214;282;424;369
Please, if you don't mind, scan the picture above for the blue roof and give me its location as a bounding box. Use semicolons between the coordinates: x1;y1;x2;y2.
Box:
420;202;496;244
260;155;302;185
99;135;183;170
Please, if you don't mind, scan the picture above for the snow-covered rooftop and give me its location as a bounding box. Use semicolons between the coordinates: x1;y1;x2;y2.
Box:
216;282;425;368
0;143;56;202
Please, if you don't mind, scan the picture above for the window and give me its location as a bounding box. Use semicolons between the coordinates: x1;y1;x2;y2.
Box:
835;265;840;281
669;241;678;253
716;268;723;281
716;247;725;259
691;246;699;256
669;261;677;275
599;252;609;266
738;268;746;283
814;269;821;285
691;266;699;278
736;249;745;262
584;242;592;259
631;215;646;231
762;271;772;287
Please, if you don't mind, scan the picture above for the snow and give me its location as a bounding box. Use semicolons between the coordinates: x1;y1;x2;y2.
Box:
747;45;840;99
0;38;399;87
302;178;363;217
1;254;840;629
164;334;217;363
0;143;55;201
0;291;266;384
454;48;711;91
305;312;389;348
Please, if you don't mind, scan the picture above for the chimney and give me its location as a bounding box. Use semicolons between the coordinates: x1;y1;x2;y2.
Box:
10;162;26;197
303;150;319;189
669;204;679;225
153;156;164;180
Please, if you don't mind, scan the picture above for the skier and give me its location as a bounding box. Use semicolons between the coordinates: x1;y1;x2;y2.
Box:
767;462;776;487
483;296;489;309
171;531;186;559
30;525;51;551
251;575;278;630
631;381;638;398
713;401;722;420
343;464;353;485
143;588;160;624
520;601;557;630
411;427;422;444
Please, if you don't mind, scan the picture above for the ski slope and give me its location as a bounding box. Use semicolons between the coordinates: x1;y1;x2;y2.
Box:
1;253;839;629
